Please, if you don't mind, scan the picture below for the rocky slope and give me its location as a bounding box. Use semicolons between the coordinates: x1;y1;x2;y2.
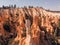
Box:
0;7;60;45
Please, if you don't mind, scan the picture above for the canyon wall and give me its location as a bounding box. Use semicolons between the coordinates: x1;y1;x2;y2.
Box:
0;7;60;45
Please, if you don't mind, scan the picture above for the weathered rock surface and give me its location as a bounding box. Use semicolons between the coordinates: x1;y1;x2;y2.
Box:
0;7;60;45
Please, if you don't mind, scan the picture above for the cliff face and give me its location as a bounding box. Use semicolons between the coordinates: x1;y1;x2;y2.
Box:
0;7;60;45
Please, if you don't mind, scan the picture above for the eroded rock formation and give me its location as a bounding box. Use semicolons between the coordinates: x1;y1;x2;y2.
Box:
0;7;60;45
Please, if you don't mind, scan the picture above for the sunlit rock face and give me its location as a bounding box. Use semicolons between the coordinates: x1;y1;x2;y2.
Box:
0;7;60;45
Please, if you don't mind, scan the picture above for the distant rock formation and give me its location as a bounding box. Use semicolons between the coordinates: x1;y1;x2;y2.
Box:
0;7;60;45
